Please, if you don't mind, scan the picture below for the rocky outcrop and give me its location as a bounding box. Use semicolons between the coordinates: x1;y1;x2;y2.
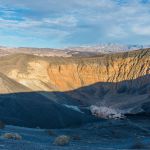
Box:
48;49;150;91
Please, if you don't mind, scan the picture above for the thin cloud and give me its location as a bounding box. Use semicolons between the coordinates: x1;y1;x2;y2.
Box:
0;0;150;47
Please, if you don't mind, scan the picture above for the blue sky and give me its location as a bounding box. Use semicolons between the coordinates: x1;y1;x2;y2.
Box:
0;0;150;48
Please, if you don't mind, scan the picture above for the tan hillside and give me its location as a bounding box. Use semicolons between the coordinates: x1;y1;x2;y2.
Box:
48;49;150;91
0;49;149;92
0;72;30;94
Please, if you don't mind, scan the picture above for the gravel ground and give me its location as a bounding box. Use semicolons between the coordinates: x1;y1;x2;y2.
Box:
0;116;150;150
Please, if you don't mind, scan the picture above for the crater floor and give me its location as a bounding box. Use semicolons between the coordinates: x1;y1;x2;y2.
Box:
1;115;150;150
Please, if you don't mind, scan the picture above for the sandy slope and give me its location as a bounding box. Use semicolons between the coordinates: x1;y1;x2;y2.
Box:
0;72;30;93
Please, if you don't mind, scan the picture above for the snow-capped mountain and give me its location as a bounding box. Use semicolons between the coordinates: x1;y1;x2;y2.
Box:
65;44;150;53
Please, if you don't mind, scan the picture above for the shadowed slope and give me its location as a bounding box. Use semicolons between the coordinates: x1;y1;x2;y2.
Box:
0;91;97;129
0;75;149;129
65;75;150;113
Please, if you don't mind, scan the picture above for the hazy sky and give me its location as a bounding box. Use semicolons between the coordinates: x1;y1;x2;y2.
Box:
0;0;150;48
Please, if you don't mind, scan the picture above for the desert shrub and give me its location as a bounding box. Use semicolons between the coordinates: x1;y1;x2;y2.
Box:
46;129;56;136
54;135;70;146
138;84;149;94
117;86;127;93
130;141;147;149
72;135;81;141
128;88;137;94
0;121;5;129
2;133;22;140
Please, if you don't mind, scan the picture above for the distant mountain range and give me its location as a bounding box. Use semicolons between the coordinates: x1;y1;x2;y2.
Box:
0;44;149;57
65;44;150;53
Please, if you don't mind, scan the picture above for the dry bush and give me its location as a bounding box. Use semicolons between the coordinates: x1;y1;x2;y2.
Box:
130;141;147;149
72;135;81;141
0;121;5;129
46;129;56;136
54;135;70;146
2;133;22;140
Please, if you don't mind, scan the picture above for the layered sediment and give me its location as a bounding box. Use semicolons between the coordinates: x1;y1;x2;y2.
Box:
0;49;149;92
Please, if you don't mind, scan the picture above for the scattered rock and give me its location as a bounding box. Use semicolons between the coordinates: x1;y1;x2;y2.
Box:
0;121;5;129
54;135;70;146
2;133;22;140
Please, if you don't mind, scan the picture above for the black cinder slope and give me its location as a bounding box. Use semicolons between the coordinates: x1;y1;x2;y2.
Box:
0;92;96;129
